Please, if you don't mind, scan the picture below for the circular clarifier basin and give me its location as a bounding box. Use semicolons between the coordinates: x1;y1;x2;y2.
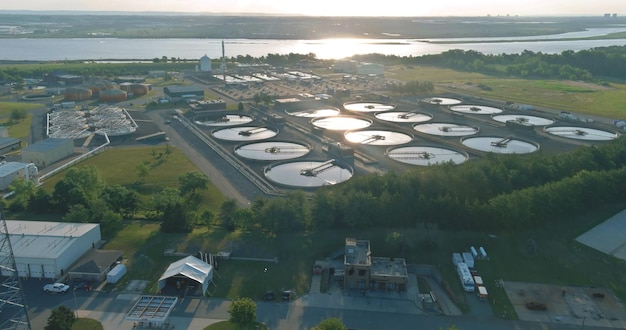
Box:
343;101;396;112
194;114;254;126
212;126;278;141
462;136;539;154
387;146;468;166
375;111;432;123
492;114;554;126
421;97;462;106
344;130;413;146
285;107;340;117
414;123;479;136
544;126;619;141
234;141;310;161
264;159;353;188
450;105;503;115
311;116;372;131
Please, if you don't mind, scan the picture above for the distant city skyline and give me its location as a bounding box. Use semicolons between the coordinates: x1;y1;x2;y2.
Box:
0;0;623;17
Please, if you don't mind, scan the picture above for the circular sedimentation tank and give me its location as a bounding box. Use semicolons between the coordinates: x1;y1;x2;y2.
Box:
413;123;479;136
22;94;54;101
311;116;372;131
195;114;254;126
387;146;468;166
420;97;462;106
343;101;396;112
461;136;539;154
492;114;554;126
450;105;503;115
544;126;620;141
375;111;432;123
212;126;278;141
234;141;310;161
264;159;353;188
344;129;413;146
285;107;340;117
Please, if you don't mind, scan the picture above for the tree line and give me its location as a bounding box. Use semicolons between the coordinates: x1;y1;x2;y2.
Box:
217;137;626;234
351;45;626;81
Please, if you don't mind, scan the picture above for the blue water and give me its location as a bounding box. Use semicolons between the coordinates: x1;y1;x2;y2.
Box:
2;28;626;61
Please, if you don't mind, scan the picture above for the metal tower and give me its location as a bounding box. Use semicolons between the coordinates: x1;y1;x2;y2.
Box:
0;211;31;330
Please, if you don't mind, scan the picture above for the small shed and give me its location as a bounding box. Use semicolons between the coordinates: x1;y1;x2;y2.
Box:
158;255;213;295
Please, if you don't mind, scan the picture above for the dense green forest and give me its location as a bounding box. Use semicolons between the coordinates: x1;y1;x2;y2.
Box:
351;45;626;81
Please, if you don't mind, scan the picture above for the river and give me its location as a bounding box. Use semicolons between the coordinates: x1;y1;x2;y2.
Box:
2;28;626;61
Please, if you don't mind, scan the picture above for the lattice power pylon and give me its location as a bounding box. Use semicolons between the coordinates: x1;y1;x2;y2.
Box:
0;212;31;330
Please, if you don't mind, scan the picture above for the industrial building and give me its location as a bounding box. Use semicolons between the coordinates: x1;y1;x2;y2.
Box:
199;54;212;72
0;137;21;154
343;238;408;292
164;85;205;102
0;161;38;191
1;220;102;279
21;138;74;167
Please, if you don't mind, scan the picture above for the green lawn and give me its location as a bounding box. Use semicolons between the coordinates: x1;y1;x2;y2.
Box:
72;318;103;330
386;65;626;119
40;146;225;215
204;321;268;330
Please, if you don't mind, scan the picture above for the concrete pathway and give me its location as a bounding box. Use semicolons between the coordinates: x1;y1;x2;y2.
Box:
425;276;463;316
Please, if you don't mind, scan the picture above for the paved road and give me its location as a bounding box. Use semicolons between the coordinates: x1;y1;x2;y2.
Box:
143;109;256;206
26;290;617;330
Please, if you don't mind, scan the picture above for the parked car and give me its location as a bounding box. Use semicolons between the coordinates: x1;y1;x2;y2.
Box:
43;283;70;293
281;290;295;301
262;291;275;301
525;302;547;311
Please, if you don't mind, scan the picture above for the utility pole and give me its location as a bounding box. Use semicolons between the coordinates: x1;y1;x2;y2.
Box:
0;209;31;329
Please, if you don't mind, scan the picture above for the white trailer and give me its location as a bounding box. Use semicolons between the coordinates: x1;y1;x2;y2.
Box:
479;247;488;260
457;262;475;293
452;253;463;266
462;252;475;268
470;246;478;258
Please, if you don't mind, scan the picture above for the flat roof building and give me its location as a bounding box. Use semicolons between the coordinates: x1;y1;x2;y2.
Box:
343;238;408;292
0;161;38;191
2;220;102;279
21;138;74;167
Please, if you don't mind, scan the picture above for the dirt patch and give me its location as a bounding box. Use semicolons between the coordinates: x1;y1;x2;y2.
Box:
504;281;626;328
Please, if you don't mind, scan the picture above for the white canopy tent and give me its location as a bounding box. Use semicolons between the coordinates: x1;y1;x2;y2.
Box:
158;255;213;295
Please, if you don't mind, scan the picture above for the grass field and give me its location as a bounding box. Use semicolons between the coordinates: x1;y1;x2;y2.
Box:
0;102;41;141
72;318;103;330
40;146;226;213
386;65;626;119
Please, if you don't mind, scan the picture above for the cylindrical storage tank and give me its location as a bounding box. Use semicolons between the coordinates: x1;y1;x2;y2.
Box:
119;82;133;92
64;87;92;101
129;84;149;96
90;81;115;94
99;89;127;102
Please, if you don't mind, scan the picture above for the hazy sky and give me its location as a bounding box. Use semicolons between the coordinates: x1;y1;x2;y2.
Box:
1;0;623;17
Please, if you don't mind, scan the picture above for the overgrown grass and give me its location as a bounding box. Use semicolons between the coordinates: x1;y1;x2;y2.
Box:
71;318;103;330
386;65;626;119
0;113;33;141
40;146;225;215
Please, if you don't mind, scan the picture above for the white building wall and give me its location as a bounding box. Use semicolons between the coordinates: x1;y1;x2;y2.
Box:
200;55;212;72
12;223;101;279
22;139;74;167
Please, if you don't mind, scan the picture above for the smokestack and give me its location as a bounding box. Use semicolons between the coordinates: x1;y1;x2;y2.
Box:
222;40;226;80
